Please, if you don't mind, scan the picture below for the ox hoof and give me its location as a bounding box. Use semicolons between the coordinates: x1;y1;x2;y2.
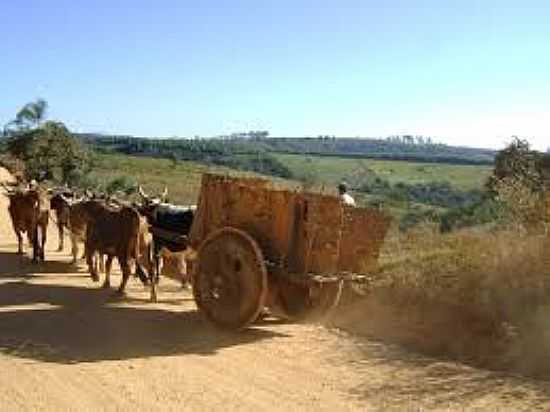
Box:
102;282;111;289
91;274;100;282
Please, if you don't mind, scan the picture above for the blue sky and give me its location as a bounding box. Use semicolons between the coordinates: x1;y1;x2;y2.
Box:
1;1;549;150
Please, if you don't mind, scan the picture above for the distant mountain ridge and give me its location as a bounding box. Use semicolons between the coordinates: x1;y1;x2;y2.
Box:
77;133;496;166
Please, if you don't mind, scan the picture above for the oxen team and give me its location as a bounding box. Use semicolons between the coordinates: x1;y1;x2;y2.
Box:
1;180;194;302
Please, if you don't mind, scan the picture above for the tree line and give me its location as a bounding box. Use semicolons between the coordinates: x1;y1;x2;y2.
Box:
80;133;496;166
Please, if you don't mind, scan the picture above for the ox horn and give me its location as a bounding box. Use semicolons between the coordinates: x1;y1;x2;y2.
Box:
138;185;148;200
161;186;168;202
59;193;73;204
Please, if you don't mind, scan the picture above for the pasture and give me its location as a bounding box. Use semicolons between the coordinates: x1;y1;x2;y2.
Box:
273;153;492;191
87;152;491;206
87;153;245;204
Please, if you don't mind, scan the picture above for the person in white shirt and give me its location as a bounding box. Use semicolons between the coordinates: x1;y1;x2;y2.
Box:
338;182;356;207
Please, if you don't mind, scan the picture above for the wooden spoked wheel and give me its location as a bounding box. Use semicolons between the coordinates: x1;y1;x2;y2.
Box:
193;227;268;330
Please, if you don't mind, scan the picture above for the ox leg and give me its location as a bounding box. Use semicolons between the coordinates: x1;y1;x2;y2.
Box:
86;247;99;282
40;224;47;261
31;226;39;263
135;262;149;286
116;259;131;297
155;250;161;285
27;231;33;254
15;230;23;255
57;223;64;252
99;254;105;273
70;234;79;264
102;256;113;289
149;269;158;303
144;249;160;303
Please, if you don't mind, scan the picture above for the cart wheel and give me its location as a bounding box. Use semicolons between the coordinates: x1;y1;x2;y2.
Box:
275;278;343;322
193;227;268;330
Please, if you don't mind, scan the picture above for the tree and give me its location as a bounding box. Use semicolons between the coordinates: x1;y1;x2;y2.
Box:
24;121;89;182
5;99;89;183
487;137;542;193
487;137;548;231
5;98;48;132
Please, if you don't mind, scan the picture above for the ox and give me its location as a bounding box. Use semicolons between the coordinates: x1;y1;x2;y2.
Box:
56;191;123;262
49;188;79;251
84;201;151;296
137;186;195;300
3;183;49;262
50;194;99;264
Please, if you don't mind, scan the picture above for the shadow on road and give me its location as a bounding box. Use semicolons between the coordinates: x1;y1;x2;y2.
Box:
0;251;86;277
0;281;288;365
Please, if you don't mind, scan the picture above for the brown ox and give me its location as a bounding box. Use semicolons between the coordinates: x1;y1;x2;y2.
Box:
4;185;49;262
84;202;151;296
66;198;101;264
49;190;78;252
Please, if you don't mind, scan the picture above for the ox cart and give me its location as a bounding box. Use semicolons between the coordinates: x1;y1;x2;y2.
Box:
182;173;392;330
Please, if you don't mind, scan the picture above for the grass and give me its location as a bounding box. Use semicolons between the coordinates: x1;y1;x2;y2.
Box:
274;153;492;191
83;152;492;226
335;222;550;376
87;153;233;204
86;153;298;204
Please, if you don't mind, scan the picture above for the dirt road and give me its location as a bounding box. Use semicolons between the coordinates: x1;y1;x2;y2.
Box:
1;168;550;411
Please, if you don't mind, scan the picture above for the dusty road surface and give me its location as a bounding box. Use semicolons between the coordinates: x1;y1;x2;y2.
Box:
1;167;550;411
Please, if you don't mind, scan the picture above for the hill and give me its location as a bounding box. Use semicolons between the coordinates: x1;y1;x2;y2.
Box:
77;134;496;166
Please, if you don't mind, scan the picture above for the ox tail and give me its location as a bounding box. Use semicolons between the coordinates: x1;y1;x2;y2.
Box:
134;223;150;286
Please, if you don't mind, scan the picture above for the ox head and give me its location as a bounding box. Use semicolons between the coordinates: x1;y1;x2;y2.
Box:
0;181;28;197
49;185;81;209
83;190;109;201
138;185;168;206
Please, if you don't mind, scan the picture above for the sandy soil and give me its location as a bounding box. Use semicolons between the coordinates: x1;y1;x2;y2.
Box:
1;167;550;411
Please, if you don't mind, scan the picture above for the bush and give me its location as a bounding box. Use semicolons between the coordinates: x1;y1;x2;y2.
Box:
212;153;293;179
336;227;550;376
7;121;90;183
439;198;505;233
105;175;136;195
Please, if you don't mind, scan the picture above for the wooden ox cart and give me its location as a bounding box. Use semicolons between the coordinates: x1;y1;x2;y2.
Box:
184;173;392;330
